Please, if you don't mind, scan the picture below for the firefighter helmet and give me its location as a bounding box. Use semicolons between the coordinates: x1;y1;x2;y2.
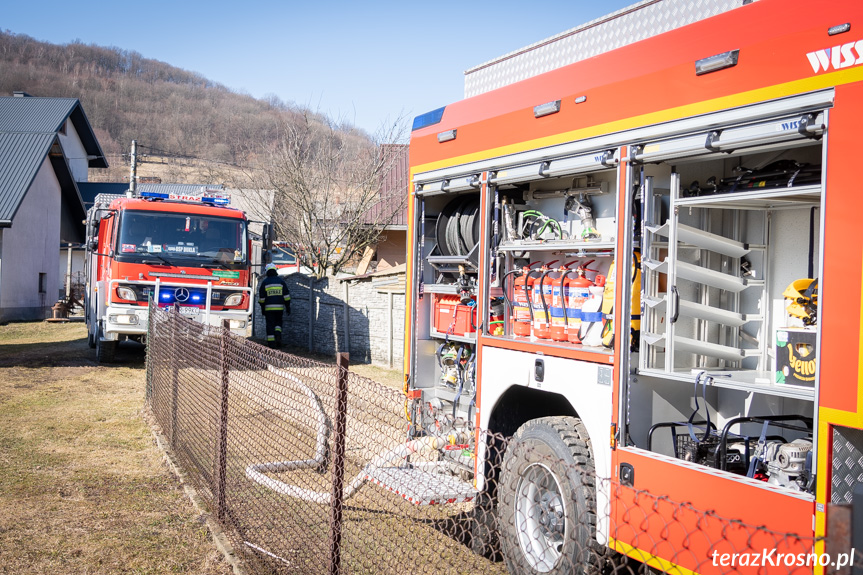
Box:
783;278;818;325
265;263;278;272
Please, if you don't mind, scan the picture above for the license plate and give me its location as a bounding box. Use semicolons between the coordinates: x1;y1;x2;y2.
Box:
178;306;200;316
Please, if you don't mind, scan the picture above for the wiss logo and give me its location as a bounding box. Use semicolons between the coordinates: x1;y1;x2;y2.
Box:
806;40;863;73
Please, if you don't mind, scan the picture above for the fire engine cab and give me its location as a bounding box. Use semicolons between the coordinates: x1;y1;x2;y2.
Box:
405;0;863;572
85;189;263;363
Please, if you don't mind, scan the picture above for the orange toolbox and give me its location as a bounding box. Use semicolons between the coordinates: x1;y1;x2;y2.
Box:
433;295;477;336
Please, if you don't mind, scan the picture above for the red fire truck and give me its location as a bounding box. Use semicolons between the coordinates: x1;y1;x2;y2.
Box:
405;0;863;572
85;189;266;363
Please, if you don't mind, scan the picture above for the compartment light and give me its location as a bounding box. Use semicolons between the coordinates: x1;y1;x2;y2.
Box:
442;174;481;193
708;113;824;151
437;129;457;143
632;133;714;163
574;96;587;104
490;163;547;186
695;49;739;76
540;149;617;177
417;180;446;195
533;100;561;118
828;23;851;36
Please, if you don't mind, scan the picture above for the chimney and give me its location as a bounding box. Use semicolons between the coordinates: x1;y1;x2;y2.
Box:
13;91;32;97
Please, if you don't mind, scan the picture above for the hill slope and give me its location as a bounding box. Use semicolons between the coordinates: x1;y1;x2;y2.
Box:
0;30;369;184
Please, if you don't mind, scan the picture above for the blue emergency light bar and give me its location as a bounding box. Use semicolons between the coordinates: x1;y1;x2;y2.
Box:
139;190;231;206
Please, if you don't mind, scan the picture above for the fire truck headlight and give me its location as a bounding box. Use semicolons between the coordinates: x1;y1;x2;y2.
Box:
117;286;137;301
228;319;246;329
224;293;243;307
109;313;139;325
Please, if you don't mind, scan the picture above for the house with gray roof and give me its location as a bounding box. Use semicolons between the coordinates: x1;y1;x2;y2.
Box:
0;92;107;321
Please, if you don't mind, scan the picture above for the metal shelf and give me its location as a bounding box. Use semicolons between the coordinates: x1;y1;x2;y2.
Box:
497;239;615;253
673;184;821;210
424;283;476;295
643;296;757;327
647;222;751;258
429;328;476;343
427;243;480;274
637;368;815;401
644;259;759;293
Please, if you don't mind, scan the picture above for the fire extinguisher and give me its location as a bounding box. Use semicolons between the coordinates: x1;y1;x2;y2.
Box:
532;261;558;340
579;274;606;346
509;263;540;337
564;262;595;343
548;262;575;342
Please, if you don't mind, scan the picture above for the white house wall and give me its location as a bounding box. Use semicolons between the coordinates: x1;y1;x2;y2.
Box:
59;121;88;182
0;157;61;321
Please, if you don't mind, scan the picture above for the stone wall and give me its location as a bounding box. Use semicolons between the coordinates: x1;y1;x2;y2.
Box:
253;273;405;368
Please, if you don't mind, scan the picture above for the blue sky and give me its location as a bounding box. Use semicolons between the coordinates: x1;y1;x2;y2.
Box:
2;0;634;136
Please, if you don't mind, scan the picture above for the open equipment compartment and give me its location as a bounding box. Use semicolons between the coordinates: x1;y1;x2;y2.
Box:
624;107;824;495
411;179;482;432
489;151;620;354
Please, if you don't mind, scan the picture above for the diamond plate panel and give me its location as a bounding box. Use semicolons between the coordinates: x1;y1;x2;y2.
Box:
464;0;744;98
832;426;863;504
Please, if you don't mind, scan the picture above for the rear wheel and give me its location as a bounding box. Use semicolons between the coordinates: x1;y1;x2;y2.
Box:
498;416;602;575
95;323;117;363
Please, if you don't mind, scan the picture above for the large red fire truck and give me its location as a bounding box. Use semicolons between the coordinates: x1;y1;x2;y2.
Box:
405;0;863;572
85;189;266;363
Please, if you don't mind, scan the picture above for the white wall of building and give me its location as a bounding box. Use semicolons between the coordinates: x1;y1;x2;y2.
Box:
58;120;89;183
0;157;62;321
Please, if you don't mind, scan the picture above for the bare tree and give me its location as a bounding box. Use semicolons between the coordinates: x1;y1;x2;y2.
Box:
243;111;409;279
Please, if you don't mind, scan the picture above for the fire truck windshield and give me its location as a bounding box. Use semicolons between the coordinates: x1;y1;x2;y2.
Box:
116;211;247;267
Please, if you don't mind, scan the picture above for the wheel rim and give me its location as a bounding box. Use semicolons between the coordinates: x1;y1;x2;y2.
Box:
514;462;567;572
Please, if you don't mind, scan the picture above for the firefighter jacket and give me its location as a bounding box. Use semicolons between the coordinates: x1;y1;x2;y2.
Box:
258;274;291;312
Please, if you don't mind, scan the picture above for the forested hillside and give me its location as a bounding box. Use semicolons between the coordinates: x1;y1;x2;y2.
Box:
0;30;370;183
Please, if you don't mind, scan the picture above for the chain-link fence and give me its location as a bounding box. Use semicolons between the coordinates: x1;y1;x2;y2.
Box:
146;303;838;575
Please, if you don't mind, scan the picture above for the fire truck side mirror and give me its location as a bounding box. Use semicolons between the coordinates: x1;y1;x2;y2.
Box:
262;223;274;254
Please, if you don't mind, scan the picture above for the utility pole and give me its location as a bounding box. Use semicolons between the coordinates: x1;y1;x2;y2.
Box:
127;140;137;198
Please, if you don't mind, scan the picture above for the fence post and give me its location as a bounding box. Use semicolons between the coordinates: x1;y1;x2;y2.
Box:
215;319;231;524
388;291;394;369
308;276;315;353
170;304;179;448
328;352;349;575
343;280;350;354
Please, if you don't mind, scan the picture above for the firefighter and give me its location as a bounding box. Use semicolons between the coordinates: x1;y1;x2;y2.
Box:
258;263;291;348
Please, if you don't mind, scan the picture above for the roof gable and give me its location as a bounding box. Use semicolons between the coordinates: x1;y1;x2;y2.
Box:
0;132;83;227
0;96;108;168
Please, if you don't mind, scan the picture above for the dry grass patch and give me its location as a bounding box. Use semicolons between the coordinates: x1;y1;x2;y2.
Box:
0;321;231;575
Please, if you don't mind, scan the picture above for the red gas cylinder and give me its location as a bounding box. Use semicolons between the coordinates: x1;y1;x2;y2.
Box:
565;265;594;343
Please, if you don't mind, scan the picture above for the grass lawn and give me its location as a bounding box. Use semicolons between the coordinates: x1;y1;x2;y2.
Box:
0;321;231;575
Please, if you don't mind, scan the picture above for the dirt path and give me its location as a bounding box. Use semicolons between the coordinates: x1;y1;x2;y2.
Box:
0;322;232;575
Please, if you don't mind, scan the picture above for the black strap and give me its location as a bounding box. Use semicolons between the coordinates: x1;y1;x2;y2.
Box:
808;207;816;279
746;421;771;478
687;371;712;443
